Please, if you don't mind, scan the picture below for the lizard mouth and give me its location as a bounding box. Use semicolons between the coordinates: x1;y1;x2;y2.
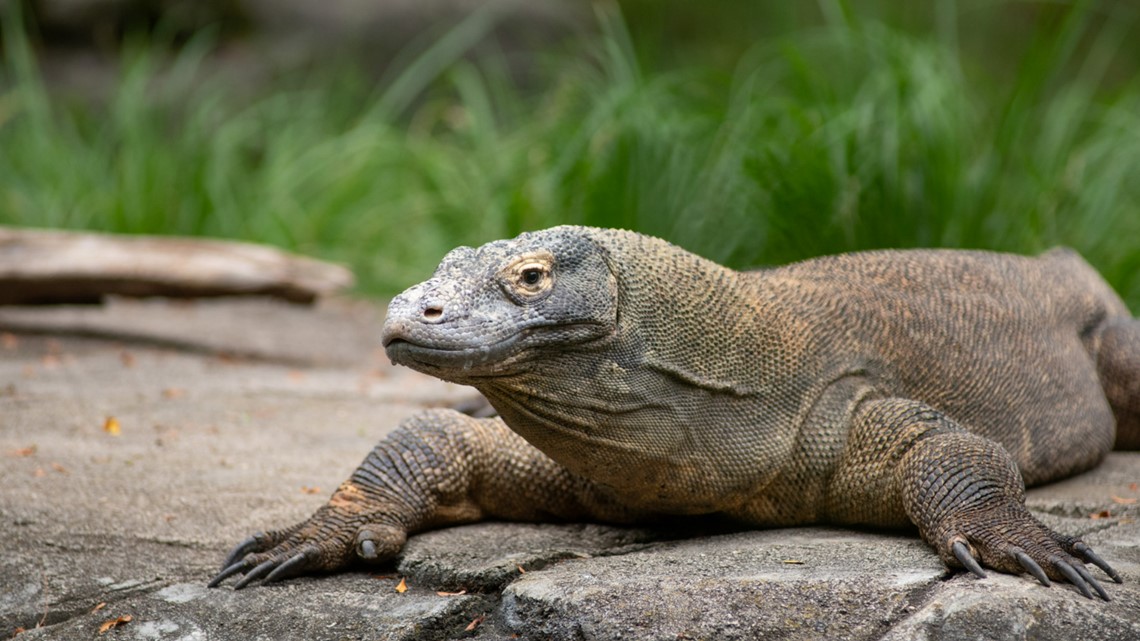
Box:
382;333;523;372
383;320;611;375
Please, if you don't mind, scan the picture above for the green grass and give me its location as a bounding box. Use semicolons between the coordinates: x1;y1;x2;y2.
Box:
1;1;1138;308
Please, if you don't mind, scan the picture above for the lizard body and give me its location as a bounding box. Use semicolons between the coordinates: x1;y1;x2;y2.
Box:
211;226;1138;599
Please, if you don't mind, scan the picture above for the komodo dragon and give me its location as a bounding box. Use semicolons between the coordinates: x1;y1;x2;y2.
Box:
210;226;1139;600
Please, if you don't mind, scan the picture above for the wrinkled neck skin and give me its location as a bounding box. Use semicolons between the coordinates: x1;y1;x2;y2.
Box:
470;230;813;515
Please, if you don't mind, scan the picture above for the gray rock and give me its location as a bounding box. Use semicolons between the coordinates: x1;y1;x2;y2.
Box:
500;529;945;641
10;571;495;641
882;571;1140;641
398;522;661;592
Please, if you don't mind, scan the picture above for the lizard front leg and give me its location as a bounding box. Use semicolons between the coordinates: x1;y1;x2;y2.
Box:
826;398;1122;600
209;409;631;588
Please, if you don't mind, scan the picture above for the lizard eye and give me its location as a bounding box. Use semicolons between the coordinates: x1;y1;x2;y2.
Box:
501;251;555;302
516;263;549;292
521;268;543;286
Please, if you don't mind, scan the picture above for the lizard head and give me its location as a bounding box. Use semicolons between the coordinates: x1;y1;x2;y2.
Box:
382;226;796;508
381;226;618;381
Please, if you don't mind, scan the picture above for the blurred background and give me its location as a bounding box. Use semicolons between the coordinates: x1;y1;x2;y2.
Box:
1;0;1138;306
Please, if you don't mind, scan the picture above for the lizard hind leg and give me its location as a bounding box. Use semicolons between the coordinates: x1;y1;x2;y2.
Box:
1096;317;1140;450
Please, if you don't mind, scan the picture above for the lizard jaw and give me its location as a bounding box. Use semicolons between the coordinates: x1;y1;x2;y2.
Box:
382;319;612;378
382;332;522;373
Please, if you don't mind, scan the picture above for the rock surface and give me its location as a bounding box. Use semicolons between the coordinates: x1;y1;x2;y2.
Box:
1;297;1138;640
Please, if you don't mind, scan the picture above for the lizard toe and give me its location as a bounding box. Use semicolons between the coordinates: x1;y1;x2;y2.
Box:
355;524;406;562
233;558;280;590
1059;537;1122;583
208;558;254;588
217;529;292;571
1013;549;1050;587
262;546;322;585
950;540;986;578
1052;558;1100;600
218;535;260;572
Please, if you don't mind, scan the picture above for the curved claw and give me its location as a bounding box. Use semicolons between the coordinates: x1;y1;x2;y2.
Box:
233;558;280;590
1014;550;1050;587
220;535;262;571
1053;559;1094;599
359;539;378;560
1072;542;1122;583
1070;561;1110;601
263;551;314;585
952;541;987;579
208;560;252;589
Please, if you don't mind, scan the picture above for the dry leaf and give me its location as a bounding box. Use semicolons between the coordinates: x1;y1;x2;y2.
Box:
120;351;135;368
300;486;321;495
91;602;107;613
7;445;36;457
1111;495;1137;505
51;462;69;475
33;468;46;478
436;590;467;597
103;417;121;436
13;626;26;635
98;615;132;634
465;615;486;632
517;565;526;574
1130;483;1138;492
1;332;17;350
1090;510;1113;519
161;388;186;399
395;577;408;593
782;559;805;565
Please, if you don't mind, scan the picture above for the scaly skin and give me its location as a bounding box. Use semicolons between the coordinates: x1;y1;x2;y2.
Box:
211;226;1137;599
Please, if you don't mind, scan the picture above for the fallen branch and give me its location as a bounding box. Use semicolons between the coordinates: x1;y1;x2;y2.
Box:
0;227;354;305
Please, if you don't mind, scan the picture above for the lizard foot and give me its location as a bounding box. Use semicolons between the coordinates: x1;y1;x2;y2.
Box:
937;504;1121;600
208;484;408;589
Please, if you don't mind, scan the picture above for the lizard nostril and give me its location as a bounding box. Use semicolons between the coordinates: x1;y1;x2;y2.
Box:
422;306;443;321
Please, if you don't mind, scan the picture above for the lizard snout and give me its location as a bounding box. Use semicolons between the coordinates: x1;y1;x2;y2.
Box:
385;282;448;328
380;280;462;356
